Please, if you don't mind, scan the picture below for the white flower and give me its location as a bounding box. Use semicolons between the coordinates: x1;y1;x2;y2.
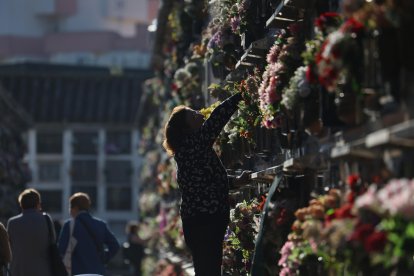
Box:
281;66;307;110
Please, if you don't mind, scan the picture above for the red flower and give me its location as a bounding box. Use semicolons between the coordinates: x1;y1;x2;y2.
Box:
258;195;266;211
364;231;387;253
240;80;246;90
324;12;341;18
372;175;382;184
347;174;360;190
306;65;317;83
315;39;327;63
341;18;364;34
315;12;341;30
334;203;354;220
349;223;374;242
347;192;356;203
171;83;178;91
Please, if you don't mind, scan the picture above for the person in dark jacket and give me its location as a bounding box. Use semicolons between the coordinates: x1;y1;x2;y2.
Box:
7;188;55;276
58;192;120;276
163;92;250;276
124;221;148;276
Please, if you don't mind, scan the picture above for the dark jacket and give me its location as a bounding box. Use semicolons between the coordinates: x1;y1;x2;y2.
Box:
58;211;120;275
7;209;54;276
174;92;242;223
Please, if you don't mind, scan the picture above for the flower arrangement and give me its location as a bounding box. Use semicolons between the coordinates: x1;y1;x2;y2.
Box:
258;24;305;128
314;12;344;36
223;199;261;275
303;12;343;85
157;208;188;256
281;66;309;111
208;83;231;101
260;197;297;275
228;0;251;35
278;176;414;275
257;30;287;128
315;17;365;92
278;187;344;276
156;157;179;196
171;62;203;106
139;192;161;217
352;179;414;272
204;0;248;79
224;71;263;144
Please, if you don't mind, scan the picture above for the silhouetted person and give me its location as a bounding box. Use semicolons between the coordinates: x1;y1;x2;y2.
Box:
7;188;55;276
58;192;120;276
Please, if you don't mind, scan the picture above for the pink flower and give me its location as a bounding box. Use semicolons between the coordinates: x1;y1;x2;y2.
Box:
279;241;294;266
267;89;279;104
377;179;414;219
309;238;318;253
280;267;294;276
263;119;278;128
267;45;281;64
354;185;380;213
230;16;241;33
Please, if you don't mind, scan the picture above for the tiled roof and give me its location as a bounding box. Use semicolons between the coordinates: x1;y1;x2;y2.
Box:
0;63;153;124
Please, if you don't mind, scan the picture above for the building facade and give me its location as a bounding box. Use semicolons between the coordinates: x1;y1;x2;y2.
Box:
0;63;153;238
0;0;159;69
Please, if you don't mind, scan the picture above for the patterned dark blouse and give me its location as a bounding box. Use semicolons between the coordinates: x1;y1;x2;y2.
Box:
174;93;242;221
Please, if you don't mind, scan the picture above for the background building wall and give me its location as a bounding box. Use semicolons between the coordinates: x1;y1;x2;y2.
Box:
0;0;159;68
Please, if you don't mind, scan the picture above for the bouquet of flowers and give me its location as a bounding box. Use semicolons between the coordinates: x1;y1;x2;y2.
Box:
258;24;305;128
353;179;414;273
224;71;263;144
223;199;261;275
281;66;309;111
315;17;365;92
278;175;414;275
172;62;203;106
303;12;343;85
228;0;251;35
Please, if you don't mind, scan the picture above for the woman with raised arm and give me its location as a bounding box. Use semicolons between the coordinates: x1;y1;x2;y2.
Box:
163;92;250;276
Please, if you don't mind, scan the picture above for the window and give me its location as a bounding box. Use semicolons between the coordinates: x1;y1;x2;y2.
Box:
106;131;131;155
106;187;131;210
38;162;61;182
37;132;62;154
73;132;98;155
71;160;97;182
105;160;132;210
41;190;63;213
105;160;131;183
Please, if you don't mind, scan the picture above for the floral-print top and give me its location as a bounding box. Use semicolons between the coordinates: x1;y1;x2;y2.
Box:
174;93;242;221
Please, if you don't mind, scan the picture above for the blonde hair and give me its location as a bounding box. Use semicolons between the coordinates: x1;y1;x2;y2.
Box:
162;105;190;156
